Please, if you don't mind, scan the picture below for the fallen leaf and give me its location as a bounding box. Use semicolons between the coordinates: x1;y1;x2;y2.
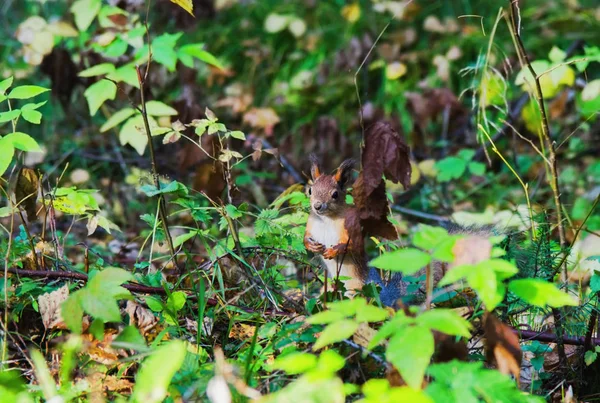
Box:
70;168;90;184
423;15;445;33
243;107;280;136
386;62;407;80
125;301;158;338
38;285;69;330
341;3;361;23
483;313;522;381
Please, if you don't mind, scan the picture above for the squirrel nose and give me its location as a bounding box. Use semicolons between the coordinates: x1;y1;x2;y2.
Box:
313;202;323;211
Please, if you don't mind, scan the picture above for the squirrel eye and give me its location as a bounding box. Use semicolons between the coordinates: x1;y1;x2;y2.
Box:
331;190;338;199
308;188;312;195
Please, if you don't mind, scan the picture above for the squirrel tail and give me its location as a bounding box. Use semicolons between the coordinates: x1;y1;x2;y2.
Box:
367;268;404;307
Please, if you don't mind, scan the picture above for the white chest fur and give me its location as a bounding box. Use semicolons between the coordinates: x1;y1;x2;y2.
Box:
309;215;341;248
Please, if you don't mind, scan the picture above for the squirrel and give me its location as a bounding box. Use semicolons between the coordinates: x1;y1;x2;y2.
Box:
302;154;504;307
303;155;402;302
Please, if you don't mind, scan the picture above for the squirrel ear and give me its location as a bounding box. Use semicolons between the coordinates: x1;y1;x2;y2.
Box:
334;159;355;187
309;154;321;180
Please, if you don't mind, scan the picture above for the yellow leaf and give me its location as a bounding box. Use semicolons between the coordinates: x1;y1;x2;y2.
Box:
341;3;361;23
169;0;194;17
480;71;505;108
386;62;407;80
521;100;542;134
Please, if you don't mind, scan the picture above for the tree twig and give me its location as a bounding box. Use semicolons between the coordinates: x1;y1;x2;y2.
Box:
135;65;178;268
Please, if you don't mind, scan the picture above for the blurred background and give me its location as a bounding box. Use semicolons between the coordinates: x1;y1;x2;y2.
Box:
2;0;599;232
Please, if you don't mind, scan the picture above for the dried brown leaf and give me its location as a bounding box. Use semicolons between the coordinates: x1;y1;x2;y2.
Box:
15;167;39;221
38;285;69;330
483;312;522;381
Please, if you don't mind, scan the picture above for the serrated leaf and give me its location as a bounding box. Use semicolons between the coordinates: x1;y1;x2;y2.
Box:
84;79;117;116
8;85;50;100
100;108;136;132
145;101;178;116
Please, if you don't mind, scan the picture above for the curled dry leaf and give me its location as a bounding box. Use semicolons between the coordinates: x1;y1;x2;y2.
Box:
125;301;158;337
38;285;69;330
351;121;411;239
483;312;522;381
229;323;256;340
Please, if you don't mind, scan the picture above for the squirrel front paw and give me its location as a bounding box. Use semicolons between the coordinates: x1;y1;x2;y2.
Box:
323;247;339;259
305;237;325;254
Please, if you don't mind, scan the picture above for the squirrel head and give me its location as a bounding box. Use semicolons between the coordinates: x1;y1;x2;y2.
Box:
307;155;354;217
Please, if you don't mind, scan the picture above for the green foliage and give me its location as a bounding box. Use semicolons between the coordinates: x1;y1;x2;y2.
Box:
62;267;133;334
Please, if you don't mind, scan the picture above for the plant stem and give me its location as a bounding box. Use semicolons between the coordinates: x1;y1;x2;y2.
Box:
135;65;177;267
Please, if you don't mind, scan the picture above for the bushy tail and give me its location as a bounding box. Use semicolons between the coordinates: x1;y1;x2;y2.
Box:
367;268;404;307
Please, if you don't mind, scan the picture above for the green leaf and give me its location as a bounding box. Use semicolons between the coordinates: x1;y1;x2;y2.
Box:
431;237;458;263
21;109;42;124
145;296;164;312
145;101;178;116
312;319;359;350
84;79;117;116
100;108;136;132
509;279;577;308
225;204;243;219
413;225;449;251
119;115;148;155
7;85;50;100
0;109;21;123
229;130;246;140
468;264;500;310
486;259;519;280
370;248;431;274
81;268;133;323
272;352;317;375
387;325;434;389
89;318;105;340
435;157;467;182
590;274;600;293
149;33;181;72
132;341;187;403
315;349;346;374
114;325;146;347
4;132;41;152
417;309;472;337
0;76;13;94
173;230;201;248
166;291;187;312
71;0;101;31
78;63;116;77
139;181;188;197
306;310;348;325
109;64;140;88
585;350;597;366
62;291;84;334
355;304;390;323
178;44;224;70
468;161;486;176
